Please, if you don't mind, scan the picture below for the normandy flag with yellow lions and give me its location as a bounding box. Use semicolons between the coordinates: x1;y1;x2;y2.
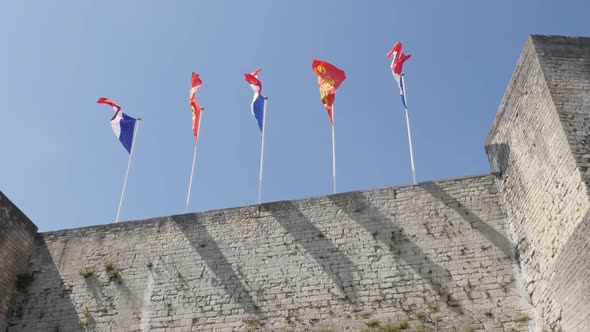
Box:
312;59;346;124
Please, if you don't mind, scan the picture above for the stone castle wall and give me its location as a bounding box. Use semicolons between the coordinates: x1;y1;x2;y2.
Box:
486;35;590;331
0;192;38;332
6;175;531;331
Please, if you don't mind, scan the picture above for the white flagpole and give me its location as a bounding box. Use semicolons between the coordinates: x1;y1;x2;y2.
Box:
185;144;198;212
401;74;417;184
116;118;141;223
331;105;337;194
258;97;268;206
185;108;203;212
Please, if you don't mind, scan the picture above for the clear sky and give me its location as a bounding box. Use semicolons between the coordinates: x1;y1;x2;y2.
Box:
1;1;589;231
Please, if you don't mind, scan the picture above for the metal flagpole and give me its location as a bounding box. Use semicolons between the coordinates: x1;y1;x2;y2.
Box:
186;108;204;212
401;75;417;184
258;97;268;206
331;105;336;194
116;118;141;222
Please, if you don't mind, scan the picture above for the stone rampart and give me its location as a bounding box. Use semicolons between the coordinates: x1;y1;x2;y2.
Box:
7;175;531;331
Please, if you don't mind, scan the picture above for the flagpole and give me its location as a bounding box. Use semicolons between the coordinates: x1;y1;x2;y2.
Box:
401;74;417;184
185;144;198;212
331;105;336;194
258;97;268;207
116;118;141;223
186;108;204;213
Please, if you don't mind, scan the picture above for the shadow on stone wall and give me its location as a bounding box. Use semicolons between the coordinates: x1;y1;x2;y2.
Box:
174;216;266;320
328;191;464;314
546;211;590;331
0;191;38;332
264;201;362;305
419;181;513;259
8;235;83;331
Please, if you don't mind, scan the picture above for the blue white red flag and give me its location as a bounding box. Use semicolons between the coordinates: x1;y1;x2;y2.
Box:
97;97;137;153
244;68;265;131
387;42;412;108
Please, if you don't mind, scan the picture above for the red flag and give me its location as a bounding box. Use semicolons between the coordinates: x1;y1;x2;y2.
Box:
312;59;346;124
189;72;203;140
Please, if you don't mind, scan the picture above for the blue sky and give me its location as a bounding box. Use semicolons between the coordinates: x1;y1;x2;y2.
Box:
1;1;589;231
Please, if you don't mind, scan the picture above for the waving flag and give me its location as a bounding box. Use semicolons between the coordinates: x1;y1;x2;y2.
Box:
97;97;137;153
190;72;203;140
244;68;265;131
312;59;346;123
387;42;412;108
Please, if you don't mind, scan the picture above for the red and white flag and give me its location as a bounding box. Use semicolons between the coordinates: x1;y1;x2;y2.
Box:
189;72;203;141
387;42;411;108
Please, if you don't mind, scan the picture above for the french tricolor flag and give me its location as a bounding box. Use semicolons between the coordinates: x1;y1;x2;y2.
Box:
97;98;137;153
387;42;412;108
244;68;265;131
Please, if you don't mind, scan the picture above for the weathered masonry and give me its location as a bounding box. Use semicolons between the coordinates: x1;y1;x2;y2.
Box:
2;35;589;331
485;35;590;331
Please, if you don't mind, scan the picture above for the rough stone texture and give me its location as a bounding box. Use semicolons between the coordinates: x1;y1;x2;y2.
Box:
7;175;532;331
486;35;590;331
0;191;38;332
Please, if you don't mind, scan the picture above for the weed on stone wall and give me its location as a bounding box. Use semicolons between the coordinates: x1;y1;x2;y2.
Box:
361;320;409;332
104;261;115;272
427;302;438;313
79;307;94;327
79;266;96;279
514;313;529;323
242;317;264;328
365;319;380;328
360;312;373;319
462;325;474;332
104;260;121;281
